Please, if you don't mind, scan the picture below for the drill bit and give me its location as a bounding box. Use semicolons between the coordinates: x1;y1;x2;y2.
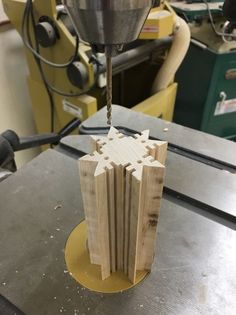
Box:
105;47;113;125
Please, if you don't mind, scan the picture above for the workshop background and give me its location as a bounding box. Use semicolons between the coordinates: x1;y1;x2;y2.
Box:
0;0;39;168
1;0;236;169
0;1;236;315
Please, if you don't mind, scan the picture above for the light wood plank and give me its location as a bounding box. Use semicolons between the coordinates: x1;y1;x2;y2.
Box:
128;173;141;283
106;165;116;273
155;142;168;165
95;170;111;280
116;165;125;270
136;164;165;270
124;167;135;276
79;158;100;264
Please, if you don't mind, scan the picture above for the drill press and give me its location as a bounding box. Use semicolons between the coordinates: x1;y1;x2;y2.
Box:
64;0;153;125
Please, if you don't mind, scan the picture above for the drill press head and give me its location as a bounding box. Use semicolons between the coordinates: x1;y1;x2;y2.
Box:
64;0;153;48
64;0;153;125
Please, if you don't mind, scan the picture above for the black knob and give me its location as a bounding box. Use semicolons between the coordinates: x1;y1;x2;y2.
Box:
36;21;57;48
67;62;89;89
1;130;20;151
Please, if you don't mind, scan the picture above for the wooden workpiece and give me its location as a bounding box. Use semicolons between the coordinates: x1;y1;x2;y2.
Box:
79;127;167;283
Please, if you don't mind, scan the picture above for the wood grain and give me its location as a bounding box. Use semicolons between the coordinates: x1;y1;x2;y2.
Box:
79;127;167;283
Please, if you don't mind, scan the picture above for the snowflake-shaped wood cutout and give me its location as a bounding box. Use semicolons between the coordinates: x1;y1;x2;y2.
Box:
79;127;167;283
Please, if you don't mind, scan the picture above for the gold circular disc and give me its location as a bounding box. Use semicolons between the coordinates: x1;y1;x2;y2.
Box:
65;221;148;293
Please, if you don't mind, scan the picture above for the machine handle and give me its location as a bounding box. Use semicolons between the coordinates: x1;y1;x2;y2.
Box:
219;91;227;107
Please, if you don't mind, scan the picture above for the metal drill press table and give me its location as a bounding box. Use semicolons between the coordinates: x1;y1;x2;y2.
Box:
0;106;236;315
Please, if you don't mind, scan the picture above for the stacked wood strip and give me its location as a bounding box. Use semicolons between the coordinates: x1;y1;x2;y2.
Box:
79;127;167;283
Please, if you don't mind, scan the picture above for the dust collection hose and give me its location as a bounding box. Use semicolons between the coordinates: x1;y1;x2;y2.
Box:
152;16;191;94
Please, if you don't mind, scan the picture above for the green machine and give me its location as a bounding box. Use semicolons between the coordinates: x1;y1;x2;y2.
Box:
171;1;236;140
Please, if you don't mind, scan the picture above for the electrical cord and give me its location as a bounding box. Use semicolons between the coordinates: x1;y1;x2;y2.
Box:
202;0;236;40
0;20;11;26
26;1;55;132
23;0;100;97
58;117;81;137
28;3;81;137
22;0;100;133
22;0;79;68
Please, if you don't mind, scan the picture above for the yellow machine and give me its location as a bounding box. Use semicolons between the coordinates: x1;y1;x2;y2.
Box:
2;0;190;134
